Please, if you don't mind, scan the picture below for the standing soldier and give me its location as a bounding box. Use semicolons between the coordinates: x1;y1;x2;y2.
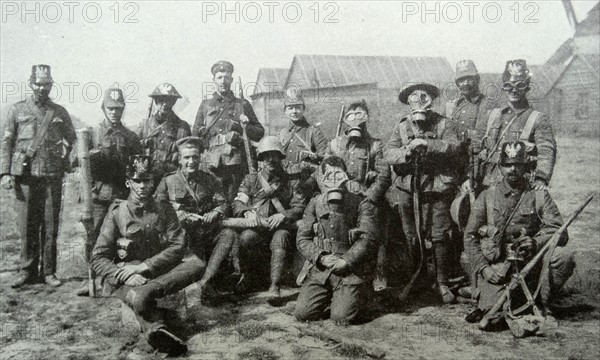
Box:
1;65;76;288
139;83;191;185
327;100;391;290
232;136;307;298
462;142;574;331
294;156;378;325
154;136;238;301
193;61;264;200
76;87;142;296
91;155;205;356
278;88;328;192
385;83;462;303
473;60;557;191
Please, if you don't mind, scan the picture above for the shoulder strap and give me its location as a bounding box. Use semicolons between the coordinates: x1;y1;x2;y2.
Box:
257;172;289;216
520;110;540;141
25;108;55;158
177;170;202;212
484;108;502;139
294;131;312;151
280;126;302;150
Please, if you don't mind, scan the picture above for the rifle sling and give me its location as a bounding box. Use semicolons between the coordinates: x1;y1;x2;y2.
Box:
258;173;289;217
25;108;55;159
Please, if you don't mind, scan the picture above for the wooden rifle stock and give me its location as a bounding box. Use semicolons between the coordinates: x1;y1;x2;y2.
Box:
335;105;346;137
479;195;593;329
76;128;96;297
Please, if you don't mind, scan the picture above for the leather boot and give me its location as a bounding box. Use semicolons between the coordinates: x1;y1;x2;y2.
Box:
146;322;187;356
433;242;455;304
12;271;37;289
125;282;163;315
269;249;287;298
44;274;62;287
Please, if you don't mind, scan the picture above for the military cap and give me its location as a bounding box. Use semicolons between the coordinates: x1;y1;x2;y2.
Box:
398;82;440;104
102;87;125;108
499;141;529;165
283;87;305;108
502;59;531;83
256;136;285;161
175;136;203;151
30;64;53;84
148;83;182;98
211;60;234;75
455;60;479;81
126;155;153;180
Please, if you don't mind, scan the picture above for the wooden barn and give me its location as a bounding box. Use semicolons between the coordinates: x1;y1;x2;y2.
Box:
251;55;454;140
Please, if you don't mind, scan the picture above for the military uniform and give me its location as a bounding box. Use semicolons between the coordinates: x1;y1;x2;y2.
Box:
155;166;237;287
473;101;556;187
473;60;557;188
1;66;76;282
233;165;307;292
91;155;203;356
278;118;328;176
464;179;574;312
294;191;378;324
385;83;462;301
139;83;191;183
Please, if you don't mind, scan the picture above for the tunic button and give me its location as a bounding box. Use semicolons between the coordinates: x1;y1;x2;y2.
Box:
462;110;466;113
289;150;293;153
330;225;334;228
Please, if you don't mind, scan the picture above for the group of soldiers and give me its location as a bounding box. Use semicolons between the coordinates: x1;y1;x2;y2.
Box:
1;59;576;355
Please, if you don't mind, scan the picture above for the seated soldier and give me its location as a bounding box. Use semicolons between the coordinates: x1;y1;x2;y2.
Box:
294;156;378;325
232;136;307;298
154;136;237;301
463;141;575;331
91;155;205;356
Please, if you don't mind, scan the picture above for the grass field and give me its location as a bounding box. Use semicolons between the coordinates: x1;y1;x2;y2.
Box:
1;136;599;360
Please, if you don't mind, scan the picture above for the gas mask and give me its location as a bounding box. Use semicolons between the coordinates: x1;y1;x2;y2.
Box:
343;110;368;139
315;164;349;203
407;90;433;122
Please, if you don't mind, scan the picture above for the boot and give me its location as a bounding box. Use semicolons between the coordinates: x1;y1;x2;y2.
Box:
125;282;163;315
269;249;287;298
146;323;187;356
12;271;37;289
44;274;62;287
433;242;455;304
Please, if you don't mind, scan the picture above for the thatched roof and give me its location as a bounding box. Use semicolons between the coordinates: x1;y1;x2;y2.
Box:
284;54;453;90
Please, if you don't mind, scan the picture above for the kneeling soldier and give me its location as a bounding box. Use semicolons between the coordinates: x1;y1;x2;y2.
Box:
91;155;205;356
463;142;574;331
155;137;237;301
294;156;378;325
233;136;307;297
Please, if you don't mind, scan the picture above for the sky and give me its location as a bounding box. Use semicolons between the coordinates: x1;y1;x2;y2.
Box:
1;0;598;127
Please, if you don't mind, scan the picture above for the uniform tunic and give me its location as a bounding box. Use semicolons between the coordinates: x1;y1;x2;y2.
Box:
278;118;328;175
1;96;76;275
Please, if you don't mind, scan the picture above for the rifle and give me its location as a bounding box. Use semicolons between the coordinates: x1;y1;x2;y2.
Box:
335;105;346;138
215;217;302;230
238;76;256;174
76;128;96;297
468;147;477;205
479;195;593;330
143;98;154;156
398;148;426;302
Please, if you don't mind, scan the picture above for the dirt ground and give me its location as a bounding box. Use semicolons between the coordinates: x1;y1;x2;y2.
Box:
1;136;599;360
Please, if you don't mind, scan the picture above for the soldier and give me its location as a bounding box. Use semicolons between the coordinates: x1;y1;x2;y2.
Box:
1;65;76;288
91;155;205;356
444;60;495;194
139;83;191;185
473;59;557;191
384;83;462;303
327;100;391;289
232;136;307;297
294;156;378;325
76;87;142;296
154;136;237;300
278;88;328;192
193;61;264;200
462;142;574;331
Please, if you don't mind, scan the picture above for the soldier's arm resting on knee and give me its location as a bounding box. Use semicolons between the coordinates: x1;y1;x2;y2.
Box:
91;209;122;282
142;203;185;277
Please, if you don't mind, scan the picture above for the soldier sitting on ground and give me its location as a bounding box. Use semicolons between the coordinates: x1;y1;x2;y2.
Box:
462;141;574;334
154;136;238;302
294;156;378;325
91;155;205;356
232;136;307;298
